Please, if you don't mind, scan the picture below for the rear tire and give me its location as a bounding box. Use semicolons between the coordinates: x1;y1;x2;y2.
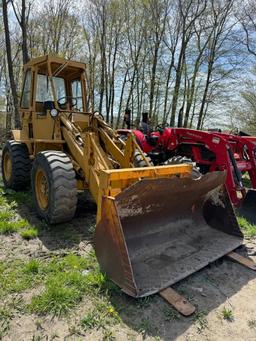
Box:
1;140;31;190
164;156;201;179
31;151;77;224
134;151;153;167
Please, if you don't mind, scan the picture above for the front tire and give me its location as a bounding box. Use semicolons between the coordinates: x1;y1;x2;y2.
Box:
1;141;31;190
134;151;153;167
31;151;77;224
164;156;201;179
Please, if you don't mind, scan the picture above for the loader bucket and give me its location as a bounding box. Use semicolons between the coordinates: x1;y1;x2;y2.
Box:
95;171;243;297
239;189;256;225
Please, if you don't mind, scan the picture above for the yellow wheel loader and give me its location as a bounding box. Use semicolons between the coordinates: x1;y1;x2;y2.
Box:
1;56;247;304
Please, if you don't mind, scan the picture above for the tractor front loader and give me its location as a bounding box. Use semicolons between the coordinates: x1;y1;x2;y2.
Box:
1;56;250;311
119;126;256;223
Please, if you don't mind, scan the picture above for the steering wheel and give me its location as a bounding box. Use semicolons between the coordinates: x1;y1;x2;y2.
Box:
156;123;169;130
57;96;77;109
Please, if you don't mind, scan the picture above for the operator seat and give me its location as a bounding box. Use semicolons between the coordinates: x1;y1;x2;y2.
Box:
146;135;159;147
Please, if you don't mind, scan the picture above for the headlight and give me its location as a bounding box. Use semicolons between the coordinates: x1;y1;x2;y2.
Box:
50;108;58;117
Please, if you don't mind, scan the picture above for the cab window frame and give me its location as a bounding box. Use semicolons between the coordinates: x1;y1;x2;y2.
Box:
71;78;84;111
36;74;66;103
20;69;32;109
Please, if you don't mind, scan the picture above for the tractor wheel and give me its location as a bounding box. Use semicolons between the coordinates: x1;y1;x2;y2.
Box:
31;151;77;224
134;151;153;167
165;156;201;179
1;140;31;190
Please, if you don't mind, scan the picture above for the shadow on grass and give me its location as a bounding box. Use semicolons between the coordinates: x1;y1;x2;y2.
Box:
2;185;97;251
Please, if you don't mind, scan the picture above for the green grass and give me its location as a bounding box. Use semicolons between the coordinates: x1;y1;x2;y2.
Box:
0;254;101;314
40;253;96;276
0;196;6;206
30;282;82;316
0;254;94;299
102;330;116;341
0;307;12;338
138;317;157;336
3;190;32;207
222;307;234;321
135;296;153;309
24;260;40;274
0;183;121;320
162;307;180;321
20;228;38;240
0;221;18;234
0;259;44;297
0;210;14;221
237;216;256;237
28;253;119;316
81;301;120;331
0;186;38;237
193;311;208;333
0;219;30;235
0;186;7;207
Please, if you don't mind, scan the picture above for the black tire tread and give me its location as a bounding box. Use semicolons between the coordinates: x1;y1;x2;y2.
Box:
134;151;153;167
1;140;31;190
164;156;201;179
31;151;77;224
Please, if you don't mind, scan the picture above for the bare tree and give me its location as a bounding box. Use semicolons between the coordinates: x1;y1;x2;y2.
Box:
162;4;180;124
237;0;256;58
170;0;207;126
146;0;169;121
197;0;235;129
27;0;81;59
2;0;20;128
183;16;214;127
11;0;31;64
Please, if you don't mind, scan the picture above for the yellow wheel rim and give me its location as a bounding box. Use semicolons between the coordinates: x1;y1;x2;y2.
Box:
35;168;49;210
3;151;12;182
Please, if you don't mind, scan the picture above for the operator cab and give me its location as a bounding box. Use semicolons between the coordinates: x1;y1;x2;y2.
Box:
21;56;87;115
19;55;88;141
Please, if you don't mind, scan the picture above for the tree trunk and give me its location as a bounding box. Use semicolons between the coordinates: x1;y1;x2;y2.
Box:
170;41;185;126
163;56;175;125
197;72;211;130
149;41;159;119
2;0;20;128
11;0;30;64
197;52;214;130
21;0;30;64
116;69;128;129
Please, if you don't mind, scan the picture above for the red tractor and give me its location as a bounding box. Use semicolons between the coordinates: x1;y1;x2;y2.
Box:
117;126;256;222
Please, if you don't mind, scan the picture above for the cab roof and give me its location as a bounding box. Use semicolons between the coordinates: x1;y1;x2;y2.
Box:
25;55;86;70
24;55;86;79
